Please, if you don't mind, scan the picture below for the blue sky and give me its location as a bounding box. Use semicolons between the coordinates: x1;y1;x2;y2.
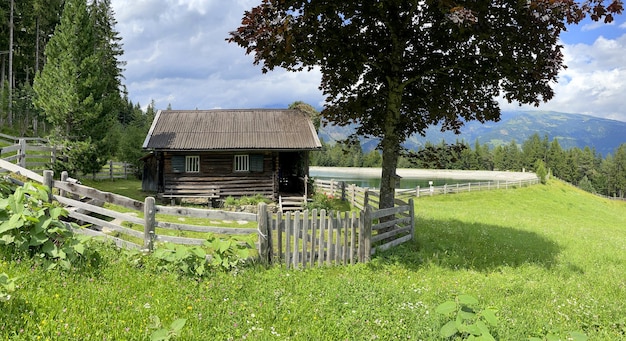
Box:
111;1;626;122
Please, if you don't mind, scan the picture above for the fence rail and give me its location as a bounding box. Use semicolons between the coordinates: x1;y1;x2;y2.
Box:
315;177;539;209
0;138;58;172
257;198;414;268
91;160;136;180
1;160;415;268
1;137;134;179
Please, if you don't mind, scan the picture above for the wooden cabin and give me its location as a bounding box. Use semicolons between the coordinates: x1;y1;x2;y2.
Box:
141;109;321;203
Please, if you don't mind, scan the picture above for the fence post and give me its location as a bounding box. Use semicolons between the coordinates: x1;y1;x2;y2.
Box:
18;139;26;168
109;160;113;180
43;170;53;202
408;198;415;240
60;171;68;197
257;202;270;264
363;188;369;210
362;205;372;262
416;186;420;198
304;175;308;200
51;146;57;165
143;197;156;251
341;181;346;201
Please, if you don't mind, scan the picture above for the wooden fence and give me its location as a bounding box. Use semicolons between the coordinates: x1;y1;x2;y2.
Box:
257;198;414;268
0;136;134;179
0;136;57;172
314;177;539;209
1;160;415;269
91;160;136;180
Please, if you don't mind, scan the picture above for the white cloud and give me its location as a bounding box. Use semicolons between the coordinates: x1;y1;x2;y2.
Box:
500;34;626;122
112;0;324;111
112;1;626;122
581;21;614;32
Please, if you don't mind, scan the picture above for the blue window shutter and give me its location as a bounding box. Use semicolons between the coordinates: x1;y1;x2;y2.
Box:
172;155;185;173
250;154;264;172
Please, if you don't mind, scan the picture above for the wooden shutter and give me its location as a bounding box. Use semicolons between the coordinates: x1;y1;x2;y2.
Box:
250;154;264;172
171;155;185;173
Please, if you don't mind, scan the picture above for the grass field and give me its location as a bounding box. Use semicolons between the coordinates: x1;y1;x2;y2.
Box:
1;179;625;340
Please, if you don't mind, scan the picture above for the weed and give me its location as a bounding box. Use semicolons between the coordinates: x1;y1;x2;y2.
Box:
0;273;17;302
435;294;498;340
148;315;186;341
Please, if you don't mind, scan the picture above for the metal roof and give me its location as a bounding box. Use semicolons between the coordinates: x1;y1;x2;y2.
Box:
142;109;322;151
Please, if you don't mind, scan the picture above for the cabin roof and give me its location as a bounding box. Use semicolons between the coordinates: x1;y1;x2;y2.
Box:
142;109;322;151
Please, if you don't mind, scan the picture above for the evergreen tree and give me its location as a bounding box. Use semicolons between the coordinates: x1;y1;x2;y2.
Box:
521;133;547;171
504;140;522;171
613;144;626;197
33;0;124;176
547;138;566;179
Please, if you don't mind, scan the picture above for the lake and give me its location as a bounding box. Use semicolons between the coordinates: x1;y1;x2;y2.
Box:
309;167;473;189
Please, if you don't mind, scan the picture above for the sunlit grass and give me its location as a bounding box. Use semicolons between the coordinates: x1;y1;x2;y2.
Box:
1;179;625;339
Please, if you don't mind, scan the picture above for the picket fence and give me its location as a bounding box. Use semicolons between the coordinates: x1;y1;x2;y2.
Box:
0;159;415;268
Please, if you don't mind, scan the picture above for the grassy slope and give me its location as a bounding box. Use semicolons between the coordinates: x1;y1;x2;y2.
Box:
1;180;625;340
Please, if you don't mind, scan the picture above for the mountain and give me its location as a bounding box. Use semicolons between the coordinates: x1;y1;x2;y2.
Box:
318;111;626;156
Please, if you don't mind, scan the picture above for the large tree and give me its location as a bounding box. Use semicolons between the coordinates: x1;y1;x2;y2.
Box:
228;0;622;209
33;0;124;175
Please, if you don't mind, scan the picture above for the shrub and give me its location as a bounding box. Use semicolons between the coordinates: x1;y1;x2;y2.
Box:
0;182;99;270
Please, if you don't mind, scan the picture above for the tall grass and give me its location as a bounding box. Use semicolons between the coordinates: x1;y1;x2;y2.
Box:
1;179;625;340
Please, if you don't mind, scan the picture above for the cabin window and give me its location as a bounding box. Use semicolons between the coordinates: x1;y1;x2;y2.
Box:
185;155;200;173
250;154;264;172
234;154;249;172
171;155;185;173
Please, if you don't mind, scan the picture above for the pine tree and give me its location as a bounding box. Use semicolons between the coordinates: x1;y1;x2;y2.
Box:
33;0;125;176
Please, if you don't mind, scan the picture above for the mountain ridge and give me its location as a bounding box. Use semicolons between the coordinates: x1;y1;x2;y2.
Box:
318;111;626;156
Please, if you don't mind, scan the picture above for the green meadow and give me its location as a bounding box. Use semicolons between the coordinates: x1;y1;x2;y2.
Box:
1;179;625;340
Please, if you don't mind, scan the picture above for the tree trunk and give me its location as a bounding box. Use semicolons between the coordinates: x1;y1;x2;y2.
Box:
8;0;14;127
378;83;404;210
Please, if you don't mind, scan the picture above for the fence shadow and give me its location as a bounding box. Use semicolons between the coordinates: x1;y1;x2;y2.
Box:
369;218;561;272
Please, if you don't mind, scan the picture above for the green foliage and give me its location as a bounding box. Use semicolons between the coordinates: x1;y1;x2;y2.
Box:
0;273;17;302
0;182;98;270
535;159;548;184
205;235;253;272
436;294;498;340
223;196;237;206
152;243;209;277
578;175;596;193
1;181;625;339
305;192;337;211
148;315;187;341
33;0;123;165
223;195;271;207
528;331;588;341
49;139;111;178
151;236;253;276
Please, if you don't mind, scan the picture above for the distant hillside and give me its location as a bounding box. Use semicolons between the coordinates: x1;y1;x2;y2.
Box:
318;111;626;156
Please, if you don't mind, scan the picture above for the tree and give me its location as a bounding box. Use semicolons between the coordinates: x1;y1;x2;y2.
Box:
521;133;547;171
547;138;566;179
613;144;626;197
33;0;124;175
229;0;622;209
289;101;321;131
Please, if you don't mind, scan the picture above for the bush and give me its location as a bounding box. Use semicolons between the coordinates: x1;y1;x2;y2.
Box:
0;181;99;270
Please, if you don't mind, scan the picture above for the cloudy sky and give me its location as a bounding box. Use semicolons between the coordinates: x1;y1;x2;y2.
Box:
111;0;626;122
